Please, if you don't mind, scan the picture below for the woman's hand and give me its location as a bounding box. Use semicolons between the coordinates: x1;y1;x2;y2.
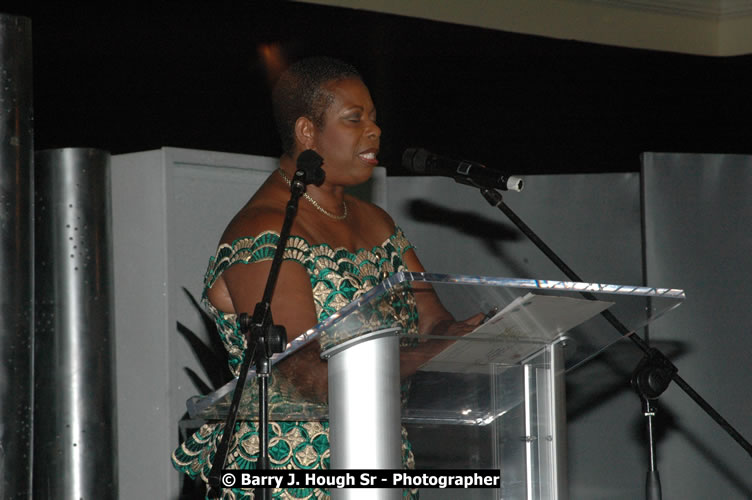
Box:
428;312;486;338
400;312;486;379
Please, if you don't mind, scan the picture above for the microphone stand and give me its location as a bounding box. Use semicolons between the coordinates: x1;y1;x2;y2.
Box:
478;187;752;498
207;159;321;499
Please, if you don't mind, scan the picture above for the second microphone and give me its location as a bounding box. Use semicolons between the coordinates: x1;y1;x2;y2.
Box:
402;148;524;192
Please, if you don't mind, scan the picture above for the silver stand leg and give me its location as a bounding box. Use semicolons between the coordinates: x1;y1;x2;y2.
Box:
325;330;402;500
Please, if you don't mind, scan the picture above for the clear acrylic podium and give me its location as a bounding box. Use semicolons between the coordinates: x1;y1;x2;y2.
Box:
187;273;685;499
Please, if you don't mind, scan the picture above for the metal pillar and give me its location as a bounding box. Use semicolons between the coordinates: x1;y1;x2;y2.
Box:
33;149;118;499
323;329;402;500
0;13;34;500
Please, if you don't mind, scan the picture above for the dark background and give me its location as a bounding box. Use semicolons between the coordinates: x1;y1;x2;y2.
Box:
7;2;752;175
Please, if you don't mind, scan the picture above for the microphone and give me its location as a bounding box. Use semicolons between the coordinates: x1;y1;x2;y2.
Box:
294;149;325;186
402;148;524;192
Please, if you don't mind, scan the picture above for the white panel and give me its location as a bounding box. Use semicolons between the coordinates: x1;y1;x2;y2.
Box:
387;173;648;499
387;173;641;284
113;148;279;499
112;149;387;498
165;149;279;457
643;152;752;499
111;149;173;500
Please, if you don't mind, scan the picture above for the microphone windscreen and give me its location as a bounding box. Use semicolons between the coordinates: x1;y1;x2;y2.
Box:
401;148;431;174
296;149;325;186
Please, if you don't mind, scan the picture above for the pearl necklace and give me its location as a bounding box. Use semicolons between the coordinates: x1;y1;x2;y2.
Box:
277;169;348;220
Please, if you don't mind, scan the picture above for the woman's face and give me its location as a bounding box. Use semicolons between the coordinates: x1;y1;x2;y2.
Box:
310;78;381;186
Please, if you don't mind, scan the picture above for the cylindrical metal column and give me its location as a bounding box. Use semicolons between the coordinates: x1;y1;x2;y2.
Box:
0;13;34;500
324;330;402;500
34;148;118;499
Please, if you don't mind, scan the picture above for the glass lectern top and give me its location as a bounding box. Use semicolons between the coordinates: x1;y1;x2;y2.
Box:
311;272;682;362
187;272;684;421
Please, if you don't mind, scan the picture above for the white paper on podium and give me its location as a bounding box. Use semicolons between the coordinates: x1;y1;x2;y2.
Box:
419;293;613;373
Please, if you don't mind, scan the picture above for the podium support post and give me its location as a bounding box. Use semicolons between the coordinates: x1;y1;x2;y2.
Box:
324;330;402;500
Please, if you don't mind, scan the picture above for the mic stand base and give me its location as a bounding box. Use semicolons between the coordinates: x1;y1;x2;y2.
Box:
632;352;672;500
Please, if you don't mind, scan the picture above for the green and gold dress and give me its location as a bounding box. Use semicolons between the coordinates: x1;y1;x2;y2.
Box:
172;227;420;499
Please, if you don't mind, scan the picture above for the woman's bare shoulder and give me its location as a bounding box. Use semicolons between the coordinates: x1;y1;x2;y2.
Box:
219;205;281;245
219;183;310;245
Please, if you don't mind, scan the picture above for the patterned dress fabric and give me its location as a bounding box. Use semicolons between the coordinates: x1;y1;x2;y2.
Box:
172;227;420;499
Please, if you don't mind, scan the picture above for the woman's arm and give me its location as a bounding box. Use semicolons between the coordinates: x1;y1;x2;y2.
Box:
398;247;485;376
209;210;330;402
222;257;331;402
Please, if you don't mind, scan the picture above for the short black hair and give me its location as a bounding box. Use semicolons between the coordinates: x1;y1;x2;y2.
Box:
272;56;362;156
